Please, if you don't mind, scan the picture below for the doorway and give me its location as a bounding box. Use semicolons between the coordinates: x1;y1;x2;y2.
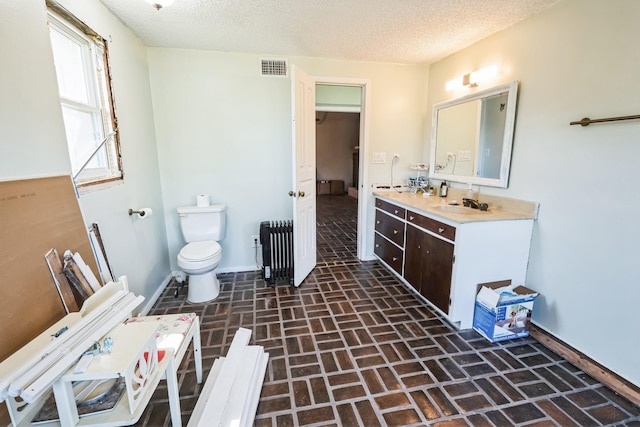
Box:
315;111;360;263
313;79;371;262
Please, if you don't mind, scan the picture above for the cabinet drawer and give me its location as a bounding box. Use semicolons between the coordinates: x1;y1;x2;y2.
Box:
374;233;403;275
407;210;456;241
375;198;406;219
375;210;405;247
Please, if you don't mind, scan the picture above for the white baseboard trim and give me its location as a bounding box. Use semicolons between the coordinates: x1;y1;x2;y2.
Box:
216;265;260;274
139;273;173;315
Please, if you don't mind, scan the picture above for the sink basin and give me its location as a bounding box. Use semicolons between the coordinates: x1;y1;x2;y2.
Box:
433;205;486;215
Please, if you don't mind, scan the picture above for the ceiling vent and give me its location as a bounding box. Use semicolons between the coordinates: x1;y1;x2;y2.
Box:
260;58;288;77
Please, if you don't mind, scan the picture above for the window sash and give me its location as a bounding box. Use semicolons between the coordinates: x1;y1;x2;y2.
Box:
48;10;121;186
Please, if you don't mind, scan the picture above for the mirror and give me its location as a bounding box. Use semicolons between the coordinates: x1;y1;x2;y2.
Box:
429;81;519;188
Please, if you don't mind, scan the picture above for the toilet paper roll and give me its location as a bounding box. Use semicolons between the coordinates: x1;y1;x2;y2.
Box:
137;208;153;219
196;194;210;207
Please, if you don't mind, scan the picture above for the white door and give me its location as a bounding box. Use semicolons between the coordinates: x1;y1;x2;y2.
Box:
291;65;317;287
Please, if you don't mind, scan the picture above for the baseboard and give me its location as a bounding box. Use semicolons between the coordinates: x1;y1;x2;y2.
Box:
530;325;640;406
217;265;260;274
139;273;173;316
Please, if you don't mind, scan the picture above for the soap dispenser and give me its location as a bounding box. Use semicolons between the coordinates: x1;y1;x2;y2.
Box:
466;183;475;200
440;181;448;197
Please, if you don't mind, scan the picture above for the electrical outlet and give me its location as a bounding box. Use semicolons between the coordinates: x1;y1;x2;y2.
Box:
251;235;260;248
446;151;454;161
392;153;400;164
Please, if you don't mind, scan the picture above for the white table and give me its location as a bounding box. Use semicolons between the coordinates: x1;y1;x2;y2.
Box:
52;321;181;427
125;313;203;385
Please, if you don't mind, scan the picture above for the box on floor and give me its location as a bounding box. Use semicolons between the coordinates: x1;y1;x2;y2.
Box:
473;280;538;343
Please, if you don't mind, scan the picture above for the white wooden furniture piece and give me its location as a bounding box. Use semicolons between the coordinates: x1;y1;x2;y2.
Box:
52;321;181;427
0;277;144;426
126;313;203;385
0;277;192;427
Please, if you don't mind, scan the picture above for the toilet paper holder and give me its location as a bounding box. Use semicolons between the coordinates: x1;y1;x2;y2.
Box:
128;208;151;218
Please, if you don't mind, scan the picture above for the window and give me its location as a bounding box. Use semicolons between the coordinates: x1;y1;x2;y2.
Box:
47;9;122;187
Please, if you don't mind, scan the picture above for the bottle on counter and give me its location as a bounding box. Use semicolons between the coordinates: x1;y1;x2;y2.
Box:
440;181;448;197
466;183;476;200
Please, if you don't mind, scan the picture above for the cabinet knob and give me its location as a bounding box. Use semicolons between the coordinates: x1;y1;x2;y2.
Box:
438;227;445;233
392;257;398;261
409;215;414;221
375;244;379;248
298;191;305;197
376;220;380;224
393;230;398;234
394;210;399;214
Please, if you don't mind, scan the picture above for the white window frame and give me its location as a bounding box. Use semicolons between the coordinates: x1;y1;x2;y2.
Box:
47;9;122;187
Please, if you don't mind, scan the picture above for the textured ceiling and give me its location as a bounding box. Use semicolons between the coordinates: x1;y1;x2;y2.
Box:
98;0;560;64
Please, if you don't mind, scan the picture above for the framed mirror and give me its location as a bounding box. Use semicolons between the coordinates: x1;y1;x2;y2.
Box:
429;81;519;188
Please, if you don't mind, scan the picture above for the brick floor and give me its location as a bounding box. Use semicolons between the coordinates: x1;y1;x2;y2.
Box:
136;195;640;426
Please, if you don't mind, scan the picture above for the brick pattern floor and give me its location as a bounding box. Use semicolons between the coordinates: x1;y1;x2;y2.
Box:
136;195;640;426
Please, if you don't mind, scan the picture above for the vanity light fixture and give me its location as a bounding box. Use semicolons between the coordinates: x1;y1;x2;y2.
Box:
146;0;174;10
446;65;498;91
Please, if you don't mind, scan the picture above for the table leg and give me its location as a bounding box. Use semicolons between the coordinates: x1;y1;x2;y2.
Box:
52;378;79;427
165;355;182;427
193;320;203;384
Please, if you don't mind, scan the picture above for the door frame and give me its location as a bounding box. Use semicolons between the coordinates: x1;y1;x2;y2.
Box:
314;76;371;261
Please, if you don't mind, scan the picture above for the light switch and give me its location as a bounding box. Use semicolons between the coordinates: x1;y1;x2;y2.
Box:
372;152;386;164
459;150;471;161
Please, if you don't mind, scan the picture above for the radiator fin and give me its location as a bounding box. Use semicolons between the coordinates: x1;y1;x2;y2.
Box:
260;220;294;285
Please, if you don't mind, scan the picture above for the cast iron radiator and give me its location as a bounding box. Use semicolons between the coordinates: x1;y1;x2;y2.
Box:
260;220;294;286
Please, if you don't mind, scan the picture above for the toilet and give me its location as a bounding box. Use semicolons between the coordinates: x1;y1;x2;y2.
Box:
177;204;226;303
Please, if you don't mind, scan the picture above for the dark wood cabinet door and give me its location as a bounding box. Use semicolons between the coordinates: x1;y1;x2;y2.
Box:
421;233;454;314
404;225;423;292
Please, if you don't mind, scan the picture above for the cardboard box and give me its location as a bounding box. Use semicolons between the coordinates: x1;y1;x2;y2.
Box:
330;180;344;194
472;280;538;343
317;180;330;195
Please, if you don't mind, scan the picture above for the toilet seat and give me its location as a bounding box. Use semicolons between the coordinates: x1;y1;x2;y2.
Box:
179;241;221;262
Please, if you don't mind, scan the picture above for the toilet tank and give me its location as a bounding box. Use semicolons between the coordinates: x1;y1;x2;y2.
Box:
177;204;226;242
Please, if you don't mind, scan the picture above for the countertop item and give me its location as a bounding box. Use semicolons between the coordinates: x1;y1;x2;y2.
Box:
373;188;538;223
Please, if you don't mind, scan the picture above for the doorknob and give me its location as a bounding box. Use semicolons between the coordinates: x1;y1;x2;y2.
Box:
288;191;295;197
298;191;305;197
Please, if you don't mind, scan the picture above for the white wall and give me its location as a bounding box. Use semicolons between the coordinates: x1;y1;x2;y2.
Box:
147;50;428;272
0;0;71;177
426;0;640;386
316;112;359;187
316;84;362;109
0;0;170;306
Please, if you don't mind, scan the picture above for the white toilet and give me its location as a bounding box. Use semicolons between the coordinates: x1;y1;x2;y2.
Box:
177;204;226;303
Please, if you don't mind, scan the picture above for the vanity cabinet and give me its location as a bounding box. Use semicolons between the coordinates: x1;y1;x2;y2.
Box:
405;223;453;314
374;195;535;329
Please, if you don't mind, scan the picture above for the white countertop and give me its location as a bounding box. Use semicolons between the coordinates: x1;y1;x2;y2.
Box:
373;188;538;223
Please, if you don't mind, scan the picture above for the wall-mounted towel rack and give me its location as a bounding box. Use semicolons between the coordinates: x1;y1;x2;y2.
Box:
570;114;640;126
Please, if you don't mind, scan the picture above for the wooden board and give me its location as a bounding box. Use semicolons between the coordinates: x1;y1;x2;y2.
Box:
0;176;99;362
530;325;640;406
44;248;79;313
